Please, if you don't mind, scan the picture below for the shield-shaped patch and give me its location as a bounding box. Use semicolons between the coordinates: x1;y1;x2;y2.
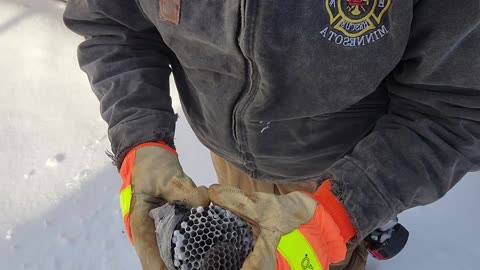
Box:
326;0;391;37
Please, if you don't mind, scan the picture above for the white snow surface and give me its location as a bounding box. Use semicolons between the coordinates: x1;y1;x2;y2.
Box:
0;1;478;269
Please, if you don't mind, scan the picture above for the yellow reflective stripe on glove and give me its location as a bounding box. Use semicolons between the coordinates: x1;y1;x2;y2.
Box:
120;185;132;218
119;184;133;243
277;229;322;270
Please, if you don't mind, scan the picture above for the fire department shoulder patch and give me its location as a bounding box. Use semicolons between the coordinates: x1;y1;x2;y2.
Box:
320;0;392;47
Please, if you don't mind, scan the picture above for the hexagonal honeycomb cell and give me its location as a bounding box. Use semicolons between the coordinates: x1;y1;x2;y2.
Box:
171;205;254;270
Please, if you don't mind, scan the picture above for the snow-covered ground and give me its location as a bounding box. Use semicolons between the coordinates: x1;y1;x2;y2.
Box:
0;1;478;269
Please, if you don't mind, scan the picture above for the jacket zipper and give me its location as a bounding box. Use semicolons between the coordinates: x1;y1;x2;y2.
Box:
232;0;258;151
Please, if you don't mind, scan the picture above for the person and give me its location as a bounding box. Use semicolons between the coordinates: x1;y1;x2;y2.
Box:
64;0;480;269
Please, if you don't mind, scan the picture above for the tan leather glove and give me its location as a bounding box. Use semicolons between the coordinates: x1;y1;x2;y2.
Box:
119;142;209;270
209;181;356;270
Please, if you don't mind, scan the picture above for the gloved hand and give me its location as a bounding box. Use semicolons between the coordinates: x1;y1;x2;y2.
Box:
119;141;209;270
209;181;356;270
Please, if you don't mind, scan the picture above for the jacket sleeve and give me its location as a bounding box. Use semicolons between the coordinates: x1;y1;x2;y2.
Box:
327;1;480;239
64;0;177;167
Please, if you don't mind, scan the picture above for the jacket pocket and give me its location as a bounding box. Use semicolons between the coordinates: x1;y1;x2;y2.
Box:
312;86;389;120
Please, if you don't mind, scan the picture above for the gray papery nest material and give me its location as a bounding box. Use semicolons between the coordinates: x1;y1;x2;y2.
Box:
150;203;255;270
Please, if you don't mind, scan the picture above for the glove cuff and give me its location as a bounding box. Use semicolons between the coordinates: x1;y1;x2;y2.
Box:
313;180;356;243
123;141;177;165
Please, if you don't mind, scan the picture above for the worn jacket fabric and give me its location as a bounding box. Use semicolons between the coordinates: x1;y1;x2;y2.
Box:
64;0;480;238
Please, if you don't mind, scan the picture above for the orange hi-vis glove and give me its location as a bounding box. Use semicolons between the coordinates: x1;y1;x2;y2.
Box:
209;181;356;270
119;141;209;270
